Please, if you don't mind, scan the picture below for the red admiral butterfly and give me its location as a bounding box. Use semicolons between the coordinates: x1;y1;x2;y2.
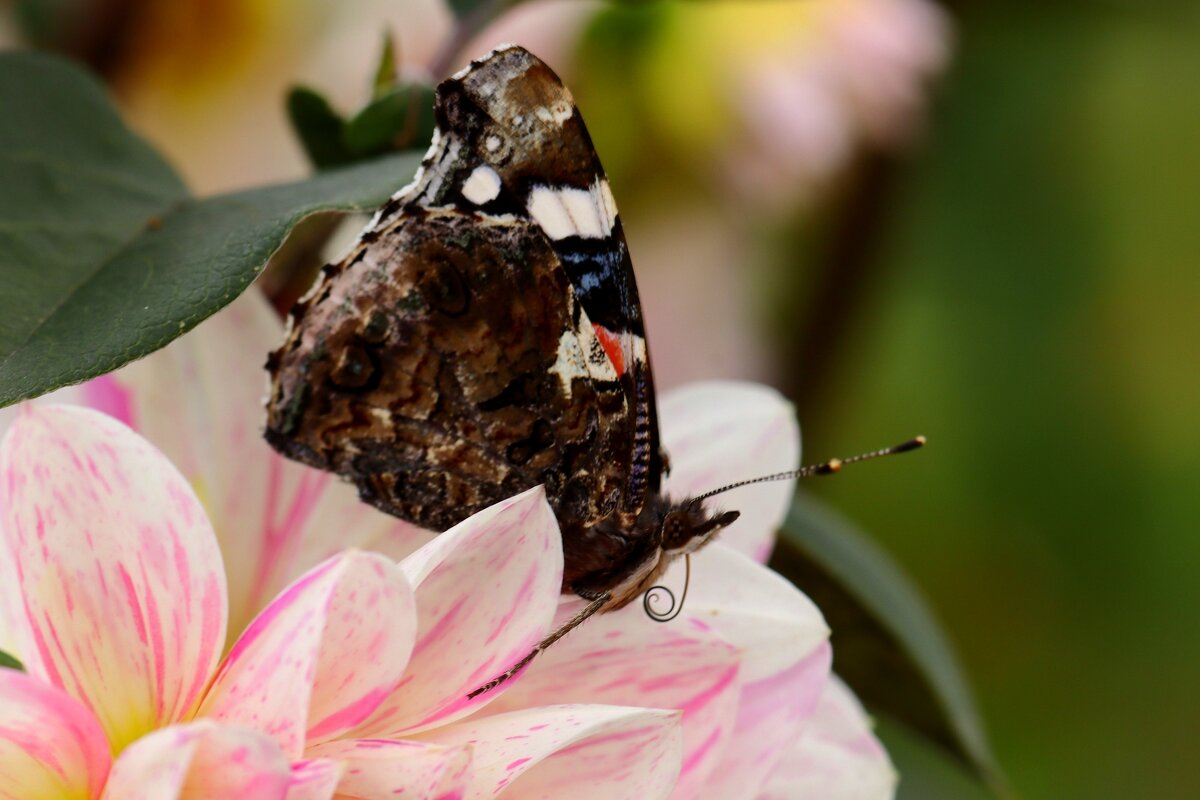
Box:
264;45;922;695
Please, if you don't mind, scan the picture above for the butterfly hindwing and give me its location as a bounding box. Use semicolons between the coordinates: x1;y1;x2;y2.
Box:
266;46;663;560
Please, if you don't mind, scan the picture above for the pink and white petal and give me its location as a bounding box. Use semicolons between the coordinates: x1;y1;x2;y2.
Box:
0;405;227;752
286;759;344;800
758;675;897;800
415;705;682;800
200;552;416;757
104;721;292;800
658;382;800;562
84;290;343;638
0;668;111;800
705;643;833;800
305;739;471;799
286;485;436;584
484;598;741;800
354;488;563;737
681;542;828;682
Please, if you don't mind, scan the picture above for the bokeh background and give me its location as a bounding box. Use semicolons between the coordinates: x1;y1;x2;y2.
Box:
5;0;1198;797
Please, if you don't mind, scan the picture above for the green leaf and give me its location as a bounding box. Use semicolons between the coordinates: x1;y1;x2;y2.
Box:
344;84;437;157
372;30;399;100
446;0;499;19
772;493;1003;789
877;717;1003;800
0;50;423;408
0;650;22;671
287;86;354;169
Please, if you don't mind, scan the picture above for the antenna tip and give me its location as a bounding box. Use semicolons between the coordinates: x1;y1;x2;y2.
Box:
820;458;843;475
889;436;926;455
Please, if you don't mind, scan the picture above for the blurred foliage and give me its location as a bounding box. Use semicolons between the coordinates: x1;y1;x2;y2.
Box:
878;717;999;800
0;650;22;671
800;6;1200;800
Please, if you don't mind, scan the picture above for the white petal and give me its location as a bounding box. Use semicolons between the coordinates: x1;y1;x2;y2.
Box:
353;488;563;737
659;382;800;562
200;552;416;757
484;597;741;799
679;542;828;682
416;704;682;800
757;676;897;800
103;721;292;799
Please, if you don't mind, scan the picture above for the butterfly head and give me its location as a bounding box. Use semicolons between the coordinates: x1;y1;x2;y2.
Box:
658;502;740;557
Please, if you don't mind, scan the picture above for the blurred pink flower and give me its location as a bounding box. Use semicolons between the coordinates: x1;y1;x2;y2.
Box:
0;290;895;798
730;0;951;207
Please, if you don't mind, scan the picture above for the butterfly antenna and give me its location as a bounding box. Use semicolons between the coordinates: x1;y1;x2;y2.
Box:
467;592;611;699
693;435;926;504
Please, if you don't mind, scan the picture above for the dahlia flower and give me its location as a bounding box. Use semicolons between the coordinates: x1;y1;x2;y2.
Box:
0;290;896;798
0;405;682;797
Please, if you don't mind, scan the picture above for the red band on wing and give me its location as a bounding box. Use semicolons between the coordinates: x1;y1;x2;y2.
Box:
593;324;626;377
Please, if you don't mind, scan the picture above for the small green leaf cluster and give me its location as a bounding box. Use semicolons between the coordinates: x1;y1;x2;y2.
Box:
288;33;437;169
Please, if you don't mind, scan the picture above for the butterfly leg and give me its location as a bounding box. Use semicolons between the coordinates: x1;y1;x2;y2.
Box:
466;591;612;699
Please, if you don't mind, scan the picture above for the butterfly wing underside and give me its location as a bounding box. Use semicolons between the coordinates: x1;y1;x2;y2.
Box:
265;46;663;571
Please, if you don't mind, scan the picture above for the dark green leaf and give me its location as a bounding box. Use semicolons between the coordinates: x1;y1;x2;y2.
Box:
287;86;354;169
0;650;22;671
0;50;423;407
877;717;1003;800
772;493;1003;789
446;0;499;19
372;30;399;100
344;84;437;157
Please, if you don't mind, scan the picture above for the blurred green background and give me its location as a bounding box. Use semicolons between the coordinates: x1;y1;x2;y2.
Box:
7;0;1198;797
812;6;1200;798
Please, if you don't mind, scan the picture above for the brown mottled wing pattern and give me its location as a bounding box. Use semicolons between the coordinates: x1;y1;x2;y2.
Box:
266;45;665;587
265;209;630;535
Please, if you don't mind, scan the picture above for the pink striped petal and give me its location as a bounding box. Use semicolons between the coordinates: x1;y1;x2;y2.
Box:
305;739;471;799
286;759;344;800
483;599;741;800
103;721;292;799
199;551;416;757
659;382;800;562
416;704;681;800
0;405;227;752
88;290;432;638
758;675;897;800
354;488;563;737
705;643;833;800
0;668;110;800
678;542;829;682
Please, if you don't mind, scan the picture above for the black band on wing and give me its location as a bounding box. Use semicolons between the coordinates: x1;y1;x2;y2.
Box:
553;233;644;335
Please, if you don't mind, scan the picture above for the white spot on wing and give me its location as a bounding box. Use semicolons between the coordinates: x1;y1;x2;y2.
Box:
461;165;502;205
485;135;502;152
534;101;574;126
527;180;619;241
548;294;619;397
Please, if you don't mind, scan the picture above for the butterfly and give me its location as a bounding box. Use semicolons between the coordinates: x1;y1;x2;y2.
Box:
264;44;922;694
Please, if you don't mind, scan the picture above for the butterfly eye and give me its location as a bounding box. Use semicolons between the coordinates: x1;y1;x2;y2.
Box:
661;511;691;549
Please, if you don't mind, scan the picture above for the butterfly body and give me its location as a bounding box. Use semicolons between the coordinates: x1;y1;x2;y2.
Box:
265;45;738;610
